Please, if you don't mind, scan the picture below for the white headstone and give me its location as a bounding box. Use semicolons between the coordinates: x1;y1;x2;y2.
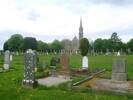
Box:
3;50;10;70
117;51;120;56
82;56;88;69
10;55;13;61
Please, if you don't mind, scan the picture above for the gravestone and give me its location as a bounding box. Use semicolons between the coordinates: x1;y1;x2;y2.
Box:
82;56;88;69
33;50;38;67
16;51;19;56
22;49;37;88
112;58;127;81
10;54;13;61
117;51;120;56
60;53;70;76
45;51;48;55
3;50;10;70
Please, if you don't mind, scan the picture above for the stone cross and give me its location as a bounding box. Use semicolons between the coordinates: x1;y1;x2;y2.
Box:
3;50;10;70
60;53;70;76
112;58;127;81
22;49;37;88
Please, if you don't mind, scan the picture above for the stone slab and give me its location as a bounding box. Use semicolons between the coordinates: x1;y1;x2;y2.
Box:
80;78;133;94
112;59;126;73
38;75;71;87
112;73;127;81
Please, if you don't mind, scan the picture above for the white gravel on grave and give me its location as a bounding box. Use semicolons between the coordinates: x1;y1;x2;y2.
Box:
38;75;71;87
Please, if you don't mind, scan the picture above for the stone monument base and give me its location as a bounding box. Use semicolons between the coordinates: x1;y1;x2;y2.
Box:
22;80;38;88
38;75;71;87
112;73;127;81
3;64;9;70
80;78;133;94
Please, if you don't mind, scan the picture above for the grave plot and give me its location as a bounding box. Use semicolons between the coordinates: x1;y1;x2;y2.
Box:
37;53;71;87
72;58;133;95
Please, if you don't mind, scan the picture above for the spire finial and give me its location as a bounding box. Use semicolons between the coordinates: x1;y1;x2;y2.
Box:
79;17;83;40
80;17;82;28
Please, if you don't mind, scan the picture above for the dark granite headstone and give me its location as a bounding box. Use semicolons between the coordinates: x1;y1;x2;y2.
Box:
112;58;127;81
22;49;37;88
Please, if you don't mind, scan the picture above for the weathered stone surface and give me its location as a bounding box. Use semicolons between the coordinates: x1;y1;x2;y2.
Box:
22;49;37;88
112;59;126;73
38;75;71;87
112;58;127;81
60;53;70;76
112;73;127;81
83;78;133;94
82;56;88;69
3;50;10;70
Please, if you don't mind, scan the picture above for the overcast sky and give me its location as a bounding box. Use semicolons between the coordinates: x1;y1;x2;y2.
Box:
0;0;133;50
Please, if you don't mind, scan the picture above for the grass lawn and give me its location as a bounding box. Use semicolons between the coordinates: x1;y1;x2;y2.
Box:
0;54;133;100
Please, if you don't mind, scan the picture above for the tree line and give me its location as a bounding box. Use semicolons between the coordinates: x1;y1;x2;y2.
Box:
92;32;133;54
3;34;63;53
3;32;133;54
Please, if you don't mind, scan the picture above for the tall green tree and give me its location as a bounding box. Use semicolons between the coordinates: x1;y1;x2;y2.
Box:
37;41;49;52
94;38;103;52
110;32;122;51
127;39;133;52
79;38;89;56
7;34;23;51
50;40;63;52
3;41;9;51
23;37;37;51
37;40;44;52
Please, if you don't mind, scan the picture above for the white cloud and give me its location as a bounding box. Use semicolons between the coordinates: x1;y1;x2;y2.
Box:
0;0;133;49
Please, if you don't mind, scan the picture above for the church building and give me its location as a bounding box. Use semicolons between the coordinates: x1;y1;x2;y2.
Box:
62;18;84;54
71;18;84;53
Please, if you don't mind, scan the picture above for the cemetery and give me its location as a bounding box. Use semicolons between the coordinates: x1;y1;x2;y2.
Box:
0;25;133;100
0;1;133;99
0;48;133;99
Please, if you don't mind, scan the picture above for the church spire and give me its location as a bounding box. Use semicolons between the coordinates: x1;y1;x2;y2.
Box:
80;17;83;29
79;17;83;40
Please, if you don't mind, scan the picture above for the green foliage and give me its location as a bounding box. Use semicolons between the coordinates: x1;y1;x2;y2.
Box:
3;41;9;51
94;38;103;52
4;34;23;52
37;41;49;52
23;37;37;51
35;70;49;79
79;38;89;56
50;56;60;67
127;39;133;52
50;40;63;52
110;32;122;51
93;33;127;53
